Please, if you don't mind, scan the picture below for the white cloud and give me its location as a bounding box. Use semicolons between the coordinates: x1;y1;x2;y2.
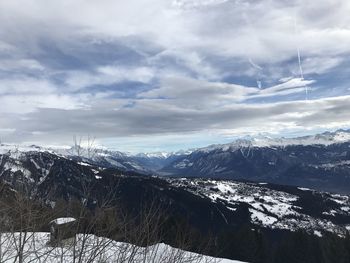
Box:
0;0;350;150
140;76;314;108
64;66;155;91
0;59;44;71
1;0;350;66
0;94;86;114
3;94;350;148
302;56;343;75
0;77;56;95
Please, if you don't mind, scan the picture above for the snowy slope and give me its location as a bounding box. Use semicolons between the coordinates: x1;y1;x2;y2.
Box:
0;143;151;174
161;131;350;193
0;232;245;263
168;178;350;236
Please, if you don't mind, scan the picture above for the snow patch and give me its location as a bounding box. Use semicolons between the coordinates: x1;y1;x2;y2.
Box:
50;217;76;225
298;187;311;191
314;230;322;237
249;209;278;226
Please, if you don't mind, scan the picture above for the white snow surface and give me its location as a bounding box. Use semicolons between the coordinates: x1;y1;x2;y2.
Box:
249;209;278;226
133;152;172;159
0;232;246;263
298;187;311;191
314;230;322;237
50;217;76;225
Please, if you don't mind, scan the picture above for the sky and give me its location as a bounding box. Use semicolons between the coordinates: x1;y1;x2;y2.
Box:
0;0;350;152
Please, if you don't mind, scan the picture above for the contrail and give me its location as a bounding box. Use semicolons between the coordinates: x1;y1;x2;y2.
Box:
244;10;263;90
294;16;308;100
249;59;263;89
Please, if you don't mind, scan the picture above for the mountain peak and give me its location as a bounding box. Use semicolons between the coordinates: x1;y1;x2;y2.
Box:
194;129;350;154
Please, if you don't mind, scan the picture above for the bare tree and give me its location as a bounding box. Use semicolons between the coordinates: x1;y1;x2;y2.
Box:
86;135;97;159
0;140;217;263
72;135;83;157
0;186;217;263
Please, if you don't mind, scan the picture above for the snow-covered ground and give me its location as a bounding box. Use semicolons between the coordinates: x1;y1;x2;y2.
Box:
0;232;246;263
168;178;350;236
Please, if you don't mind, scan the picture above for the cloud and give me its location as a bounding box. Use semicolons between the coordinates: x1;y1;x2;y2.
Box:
2;0;350;65
301;56;343;75
0;0;349;150
64;66;155;91
140;76;314;107
2;93;349;146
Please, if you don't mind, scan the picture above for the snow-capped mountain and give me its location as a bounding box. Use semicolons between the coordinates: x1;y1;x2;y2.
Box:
133;152;172;159
194;129;350;153
0;143;154;174
161;130;350;193
2;129;350;194
131;150;189;171
0;143;185;174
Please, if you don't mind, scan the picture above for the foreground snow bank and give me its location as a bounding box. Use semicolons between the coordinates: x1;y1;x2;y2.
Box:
0;232;246;263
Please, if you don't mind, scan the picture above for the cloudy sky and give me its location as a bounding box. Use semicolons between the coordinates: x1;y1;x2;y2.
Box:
1;0;350;152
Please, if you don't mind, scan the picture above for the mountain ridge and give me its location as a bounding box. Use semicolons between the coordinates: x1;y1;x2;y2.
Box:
1;129;350;194
2;129;350;157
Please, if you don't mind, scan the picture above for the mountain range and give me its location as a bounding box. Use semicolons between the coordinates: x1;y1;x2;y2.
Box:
2;129;350;193
1;131;350;262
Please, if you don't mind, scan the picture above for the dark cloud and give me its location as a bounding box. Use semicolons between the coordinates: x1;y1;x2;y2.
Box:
3;95;349;145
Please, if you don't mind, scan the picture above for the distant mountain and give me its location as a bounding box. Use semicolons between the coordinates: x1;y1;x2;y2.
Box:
131;151;189;171
2;129;350;193
0;143;186;174
160;130;350;193
190;129;350;152
0;143;154;174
